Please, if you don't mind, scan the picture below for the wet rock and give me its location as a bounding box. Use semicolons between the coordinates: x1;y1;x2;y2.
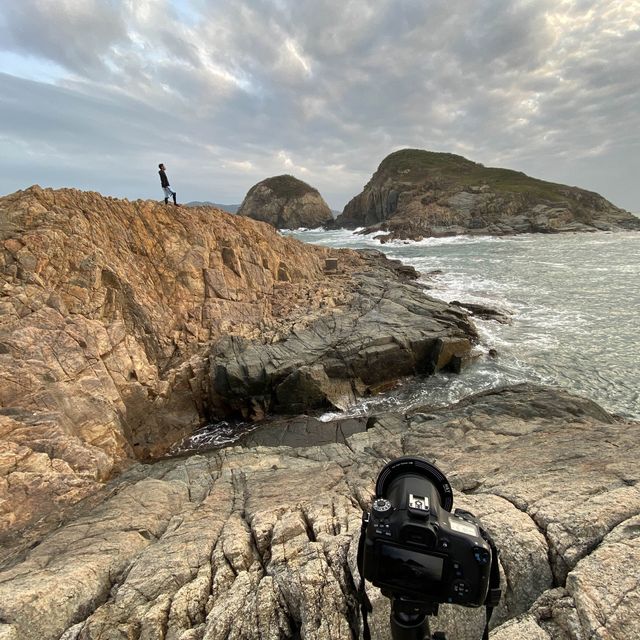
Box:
207;276;476;419
450;300;513;324
238;415;369;449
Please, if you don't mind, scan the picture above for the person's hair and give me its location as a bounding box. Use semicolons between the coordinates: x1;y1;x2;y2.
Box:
158;163;164;169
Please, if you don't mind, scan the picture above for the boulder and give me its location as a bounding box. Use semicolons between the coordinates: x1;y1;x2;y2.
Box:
238;175;333;229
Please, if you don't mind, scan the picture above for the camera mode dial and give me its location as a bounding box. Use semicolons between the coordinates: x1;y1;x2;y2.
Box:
372;498;393;516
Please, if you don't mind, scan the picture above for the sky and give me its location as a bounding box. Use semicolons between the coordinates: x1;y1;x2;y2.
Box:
1;0;639;211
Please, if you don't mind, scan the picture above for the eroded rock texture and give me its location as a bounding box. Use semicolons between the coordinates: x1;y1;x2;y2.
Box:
0;187;474;541
208;274;474;420
0;385;637;640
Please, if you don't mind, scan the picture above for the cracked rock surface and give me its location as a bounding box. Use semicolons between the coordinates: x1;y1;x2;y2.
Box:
0;187;475;550
0;384;637;640
208;273;474;419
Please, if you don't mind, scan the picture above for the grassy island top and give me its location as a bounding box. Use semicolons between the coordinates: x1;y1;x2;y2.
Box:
377;149;575;202
249;174;320;199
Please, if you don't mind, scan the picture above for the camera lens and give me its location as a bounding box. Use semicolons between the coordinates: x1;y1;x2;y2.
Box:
375;457;453;512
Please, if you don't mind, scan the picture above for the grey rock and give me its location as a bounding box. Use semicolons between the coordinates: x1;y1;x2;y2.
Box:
0;385;638;640
208;275;476;419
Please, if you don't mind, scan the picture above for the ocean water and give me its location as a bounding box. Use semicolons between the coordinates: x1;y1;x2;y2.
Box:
174;227;639;453
284;228;640;421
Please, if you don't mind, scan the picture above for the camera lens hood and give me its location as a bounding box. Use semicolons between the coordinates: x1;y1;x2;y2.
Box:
375;456;454;512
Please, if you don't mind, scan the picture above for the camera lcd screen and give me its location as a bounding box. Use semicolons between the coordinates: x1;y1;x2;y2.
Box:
377;543;444;594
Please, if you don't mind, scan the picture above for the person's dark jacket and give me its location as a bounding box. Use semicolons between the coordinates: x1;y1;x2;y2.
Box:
159;169;170;188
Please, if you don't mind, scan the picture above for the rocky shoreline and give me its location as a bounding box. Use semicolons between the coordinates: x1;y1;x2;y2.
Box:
1;186;637;640
0;186;475;539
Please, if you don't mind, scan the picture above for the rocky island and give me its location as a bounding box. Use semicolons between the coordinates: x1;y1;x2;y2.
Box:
0;186;637;640
335;149;640;241
238;175;333;229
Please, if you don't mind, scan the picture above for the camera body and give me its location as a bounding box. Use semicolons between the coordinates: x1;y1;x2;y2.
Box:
361;457;492;608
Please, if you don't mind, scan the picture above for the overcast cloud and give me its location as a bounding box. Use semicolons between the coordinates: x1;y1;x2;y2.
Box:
1;0;638;210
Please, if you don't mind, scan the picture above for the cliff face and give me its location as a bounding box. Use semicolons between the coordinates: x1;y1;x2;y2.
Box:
0;186;475;538
238;174;333;229
336;149;640;240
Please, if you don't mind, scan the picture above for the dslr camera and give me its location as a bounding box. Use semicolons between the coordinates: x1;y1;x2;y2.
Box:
358;457;500;639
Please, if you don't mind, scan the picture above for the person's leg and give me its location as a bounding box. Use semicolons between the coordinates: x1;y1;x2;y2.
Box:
172;190;178;205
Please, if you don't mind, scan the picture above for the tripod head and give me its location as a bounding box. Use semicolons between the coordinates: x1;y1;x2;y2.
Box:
390;598;446;640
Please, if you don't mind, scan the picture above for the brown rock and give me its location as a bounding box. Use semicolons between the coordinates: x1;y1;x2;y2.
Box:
0;186;475;540
0;186;354;535
238;175;333;229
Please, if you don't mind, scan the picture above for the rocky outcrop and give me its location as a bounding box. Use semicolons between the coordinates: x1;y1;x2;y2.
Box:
0;187;475;540
238;175;333;229
0;385;637;640
335;149;640;241
208;274;475;420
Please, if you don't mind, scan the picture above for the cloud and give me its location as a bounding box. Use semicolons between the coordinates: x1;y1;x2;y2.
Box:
0;0;639;211
0;0;128;74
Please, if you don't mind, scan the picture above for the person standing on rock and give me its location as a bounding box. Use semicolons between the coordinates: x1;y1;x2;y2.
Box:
158;163;179;206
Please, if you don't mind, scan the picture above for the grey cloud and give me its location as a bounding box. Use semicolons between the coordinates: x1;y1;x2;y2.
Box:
0;0;639;211
0;0;128;74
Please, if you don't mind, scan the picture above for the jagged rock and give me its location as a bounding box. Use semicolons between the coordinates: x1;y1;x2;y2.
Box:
238;175;333;229
0;385;637;640
334;149;640;241
450;300;513;324
0;185;351;537
208;275;475;419
0;186;475;541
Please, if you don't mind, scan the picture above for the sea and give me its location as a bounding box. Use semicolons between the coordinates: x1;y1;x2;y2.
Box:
173;227;640;453
284;227;640;422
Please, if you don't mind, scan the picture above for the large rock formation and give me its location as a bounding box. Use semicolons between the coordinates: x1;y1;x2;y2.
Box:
335;149;640;241
238;175;333;229
0;385;637;640
0;186;474;541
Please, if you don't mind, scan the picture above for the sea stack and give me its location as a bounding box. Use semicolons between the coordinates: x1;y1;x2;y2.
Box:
336;149;640;241
238;174;333;229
